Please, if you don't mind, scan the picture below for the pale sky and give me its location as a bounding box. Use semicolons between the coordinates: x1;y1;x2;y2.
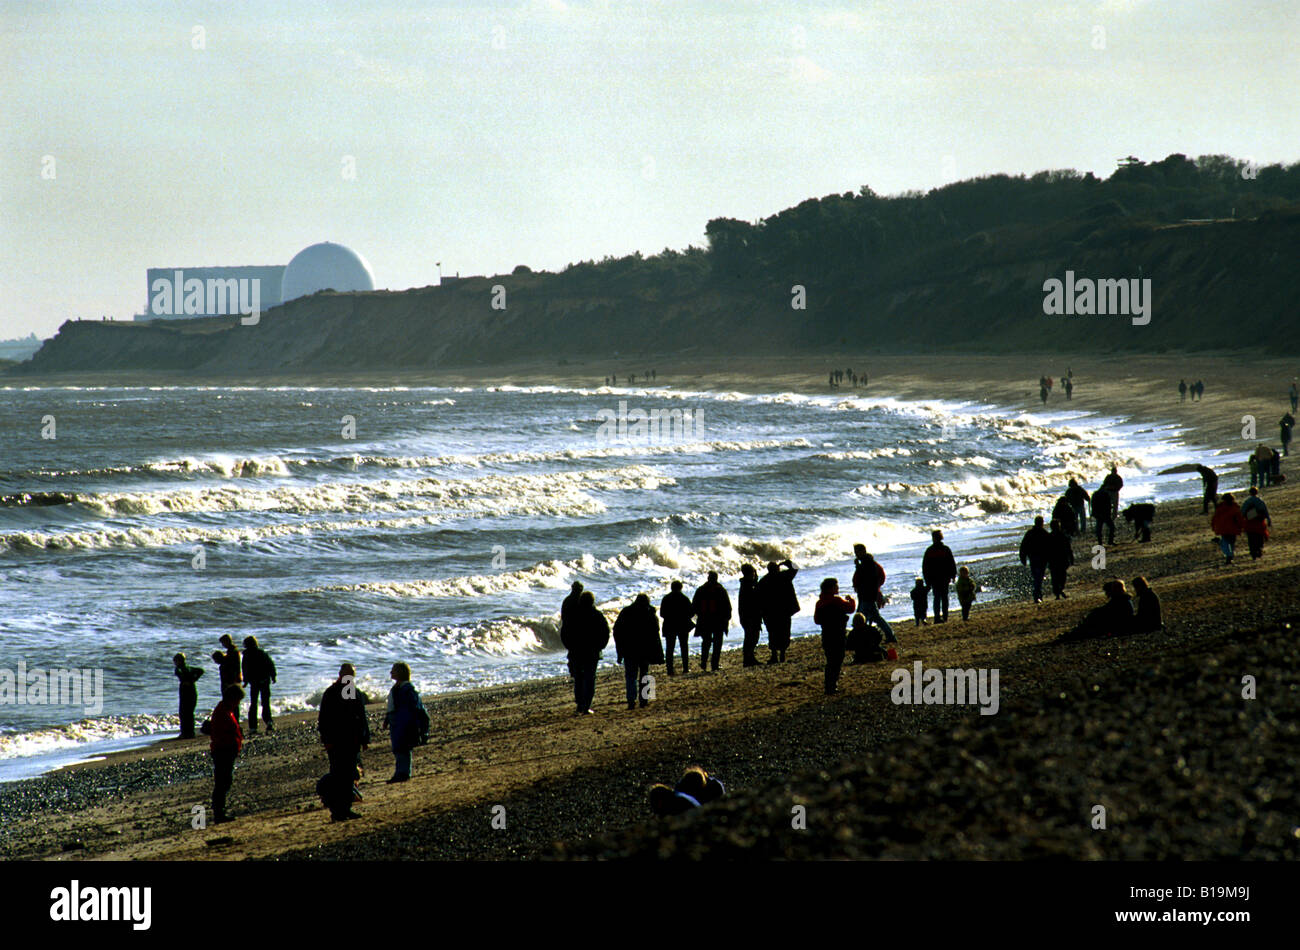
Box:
2;0;1297;338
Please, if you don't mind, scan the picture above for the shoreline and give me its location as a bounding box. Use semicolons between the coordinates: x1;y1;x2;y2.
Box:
1;479;1294;860
0;355;1294;859
0;355;1246;783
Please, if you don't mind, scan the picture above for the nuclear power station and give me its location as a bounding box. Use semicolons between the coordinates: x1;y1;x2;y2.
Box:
138;242;374;321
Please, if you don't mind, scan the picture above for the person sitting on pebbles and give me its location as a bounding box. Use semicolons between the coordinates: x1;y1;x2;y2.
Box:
847;612;887;663
1056;579;1134;642
649;766;726;816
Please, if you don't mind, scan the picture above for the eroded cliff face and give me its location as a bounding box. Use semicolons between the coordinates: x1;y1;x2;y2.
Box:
13;210;1298;378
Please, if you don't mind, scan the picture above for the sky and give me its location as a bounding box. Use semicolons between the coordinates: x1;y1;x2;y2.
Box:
2;0;1297;338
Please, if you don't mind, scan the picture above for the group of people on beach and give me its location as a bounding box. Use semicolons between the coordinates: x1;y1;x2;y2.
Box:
1038;371;1074;403
173;633;427;823
173;635;276;824
1177;379;1206;402
603;370;656;386
174;426;1287;826
827;367;866;388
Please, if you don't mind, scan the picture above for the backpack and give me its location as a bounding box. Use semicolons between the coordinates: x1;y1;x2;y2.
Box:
413;705;431;746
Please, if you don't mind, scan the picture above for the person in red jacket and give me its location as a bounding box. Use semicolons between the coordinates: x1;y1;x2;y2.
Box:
1211;492;1245;564
813;578;856;695
209;683;245;823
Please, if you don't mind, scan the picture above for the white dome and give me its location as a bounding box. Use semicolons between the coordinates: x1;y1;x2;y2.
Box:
281;242;374;302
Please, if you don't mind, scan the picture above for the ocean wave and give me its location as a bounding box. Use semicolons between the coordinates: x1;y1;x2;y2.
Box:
3;467;669;552
2;437;808;487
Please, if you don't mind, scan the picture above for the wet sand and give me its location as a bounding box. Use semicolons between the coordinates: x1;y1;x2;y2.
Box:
1;354;1296;860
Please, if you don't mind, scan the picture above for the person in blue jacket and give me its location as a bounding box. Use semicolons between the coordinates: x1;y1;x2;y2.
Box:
383;661;425;783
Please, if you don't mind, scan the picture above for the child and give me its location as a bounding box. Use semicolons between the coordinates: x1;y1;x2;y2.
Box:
847;612;886;663
909;578;929;626
956;566;976;621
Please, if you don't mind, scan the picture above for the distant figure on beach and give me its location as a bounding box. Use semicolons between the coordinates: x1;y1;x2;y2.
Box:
614;594;663;709
562;592;609;714
1122;503;1155;543
921;530;957;623
692;571;733;672
1248;452;1261;489
1019;516;1051;604
1270;448;1282;484
1039;382;1048;404
851;544;897;644
1211;492;1245;564
1051;494;1078;536
1132;577;1163;633
1057;580;1134;642
1196;464;1219;513
383;662;426;782
828;372;836;388
813;578;855;695
1241;487;1272;560
1281;412;1295;456
757;559;799;664
1090;486;1115;545
1195;380;1205;400
611;374;617;386
1065;479;1090;537
847;612;887;662
909;578;929;625
1178;379;1187;403
659;580;695;675
318;663;370;821
737;564;763;667
172;653;204;740
209;683;244;824
217;635;242;720
1101;465;1123;516
1048;519;1075;599
1290;379;1299;412
241;636;277;734
955;566;976;621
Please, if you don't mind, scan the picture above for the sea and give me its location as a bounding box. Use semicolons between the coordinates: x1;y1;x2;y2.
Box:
0;381;1228;781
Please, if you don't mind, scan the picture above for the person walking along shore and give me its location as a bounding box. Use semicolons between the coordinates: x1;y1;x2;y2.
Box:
692;571;733;672
562;591;609;713
921;530;957;622
737;564;763;667
852;544;898;644
614;594;663;709
241;635;277;734
318;663;370;821
758;559;799;664
813;578;855;695
384;662;426;782
209;683;244;824
173;653;204;740
659;580;694;675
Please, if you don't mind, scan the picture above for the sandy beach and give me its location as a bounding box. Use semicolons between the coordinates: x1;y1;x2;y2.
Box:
2;354;1296;861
